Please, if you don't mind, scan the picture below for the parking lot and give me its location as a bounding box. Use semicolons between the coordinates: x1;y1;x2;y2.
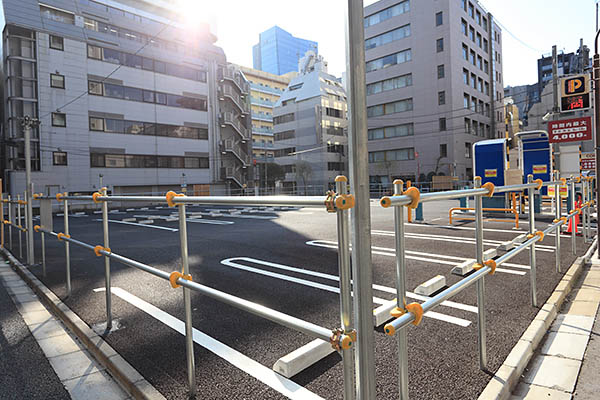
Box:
6;199;594;399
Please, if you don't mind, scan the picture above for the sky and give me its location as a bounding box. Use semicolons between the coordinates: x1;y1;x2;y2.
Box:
193;0;598;88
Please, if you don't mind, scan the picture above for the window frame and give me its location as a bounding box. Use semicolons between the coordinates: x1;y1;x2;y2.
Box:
49;35;64;51
52;151;67;166
51;112;66;127
50;73;65;89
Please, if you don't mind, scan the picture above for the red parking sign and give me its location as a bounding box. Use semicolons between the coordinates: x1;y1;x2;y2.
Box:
548;116;592;143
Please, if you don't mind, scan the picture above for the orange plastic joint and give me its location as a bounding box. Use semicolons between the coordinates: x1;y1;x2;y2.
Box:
334;175;348;183
57;233;71;241
393;179;404;186
560;217;567;224
169;271;192;288
380;196;392;208
575;176;581;183
56;192;66;202
34;225;41;232
3;220;10;225
534;179;543;190
330;328;355;351
484;259;497;275
405;302;424;326
324;190;337;213
482;182;495;197
335;194;355;210
560;178;567;185
404;187;420;209
535;231;544;242
166;191;185;207
576;208;582;215
94;245;111;257
33;193;41;200
92;192;103;204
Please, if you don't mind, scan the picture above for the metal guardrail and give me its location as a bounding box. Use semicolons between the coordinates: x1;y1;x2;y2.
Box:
378;173;595;399
0;174;596;400
3;177;357;399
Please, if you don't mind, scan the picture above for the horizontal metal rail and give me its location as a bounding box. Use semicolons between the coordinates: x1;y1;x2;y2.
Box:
493;183;538;193
35;227;346;345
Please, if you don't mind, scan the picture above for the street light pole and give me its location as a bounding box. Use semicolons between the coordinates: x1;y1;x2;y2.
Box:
21;115;40;265
345;0;376;398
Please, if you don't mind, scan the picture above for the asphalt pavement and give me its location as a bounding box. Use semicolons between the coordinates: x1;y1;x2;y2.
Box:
5;199;592;399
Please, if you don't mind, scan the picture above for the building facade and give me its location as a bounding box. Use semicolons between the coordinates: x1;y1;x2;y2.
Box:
252;26;318;76
272;52;347;193
364;0;504;190
2;0;251;196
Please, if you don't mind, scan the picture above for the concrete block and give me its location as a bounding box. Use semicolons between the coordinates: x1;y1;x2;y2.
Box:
108;354;145;384
21;309;53;325
140;207;149;211
272;339;335;378
138;220;154;225
550;314;594;335
414;275;445;296
164;218;178;222
134;379;167;400
126;208;135;211
210;212;221;217
230;211;241;215
503;339;533;370
540;331;589;360
563;300;599;317
483;248;497;259
498;240;515;251
571;288;600;302
62;370;127;400
521;355;581;392
48;350;104;381
93;211;102;214
122;218;136;222
509;382;572;400
37;334;81;358
373;300;396;326
520;319;547;348
514;233;528;244
74;212;85;216
451;259;476;276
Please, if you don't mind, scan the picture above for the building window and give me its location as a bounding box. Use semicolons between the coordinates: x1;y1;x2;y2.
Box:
51;112;66;127
463;69;469;84
476;10;481;25
87;44;102;60
436;38;444;52
89;117;104;131
53;151;67;166
464;94;470;109
50;73;65;89
465;142;472;158
364;0;410;27
273;113;295;124
367;73;412;95
436;12;443;26
440;144;447;158
366;49;412;72
49;35;64;50
438;91;445;105
465;118;471;134
369;148;414;162
478;78;483;93
88;81;103;95
483;39;488;53
365;24;411;50
482;17;488;32
476;33;482;48
471;96;477;112
462;44;468;60
368;123;414;140
367;98;413;117
468;3;474;18
469;27;475;41
437;64;445;79
477;56;483;70
461;19;468;35
470;50;476;66
484;60;489;74
439;117;447;131
471;73;476;89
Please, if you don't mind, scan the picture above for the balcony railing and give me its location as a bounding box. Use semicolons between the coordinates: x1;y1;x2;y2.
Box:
250;97;275;107
221;166;245;187
251;112;273;122
220;112;250;140
252;141;274;149
250;82;283;96
252;126;273;135
220;85;249;114
221;68;249;94
222;139;250;166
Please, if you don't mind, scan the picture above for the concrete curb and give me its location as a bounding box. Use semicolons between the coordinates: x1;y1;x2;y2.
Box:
478;237;598;400
1;248;165;400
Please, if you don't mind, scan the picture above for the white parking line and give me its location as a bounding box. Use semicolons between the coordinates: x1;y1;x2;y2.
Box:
93;287;322;400
372;230;556;252
306;240;527;276
94;219;178;232
221;257;474;326
186;219;234;225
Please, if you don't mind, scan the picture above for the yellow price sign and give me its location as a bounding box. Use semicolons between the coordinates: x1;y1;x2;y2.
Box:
484;169;497;178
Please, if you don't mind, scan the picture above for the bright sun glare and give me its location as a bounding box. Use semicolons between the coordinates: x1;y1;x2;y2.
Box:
175;0;218;30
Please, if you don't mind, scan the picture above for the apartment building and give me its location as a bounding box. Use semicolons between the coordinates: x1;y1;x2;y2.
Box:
272;51;347;193
2;0;251;196
364;0;504;189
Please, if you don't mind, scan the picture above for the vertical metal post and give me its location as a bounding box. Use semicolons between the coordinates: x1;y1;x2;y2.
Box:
101;187;112;330
41;232;46;277
64;198;71;296
8;195;12;249
474;177;487;370
178;203;196;397
393;180;409;399
335;176;355;400
1;181;4;249
345;1;376;397
554;171;561;273
585;179;592;242
593;44;600;258
582;179;588;243
17;195;22;259
527;175;538;307
570;178;577;255
22;119;35;265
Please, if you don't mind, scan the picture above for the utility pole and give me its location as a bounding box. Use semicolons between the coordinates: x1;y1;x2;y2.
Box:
593;29;600;258
345;1;376;398
20;115;40;265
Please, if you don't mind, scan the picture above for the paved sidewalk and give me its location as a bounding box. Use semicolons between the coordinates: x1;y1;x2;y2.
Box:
0;259;129;400
510;258;600;399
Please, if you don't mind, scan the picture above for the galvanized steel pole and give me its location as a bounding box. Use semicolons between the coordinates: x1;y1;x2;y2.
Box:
345;0;376;397
571;179;577;255
554;171;561;273
393;180;409;399
22;117;38;265
336;176;355;400
527;175;537;307
583;180;589;243
8;195;12;249
178;203;197;397
474;177;487;370
17;195;22;259
41;232;46;277
593;42;600;257
101;187;112;330
64;198;71;297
